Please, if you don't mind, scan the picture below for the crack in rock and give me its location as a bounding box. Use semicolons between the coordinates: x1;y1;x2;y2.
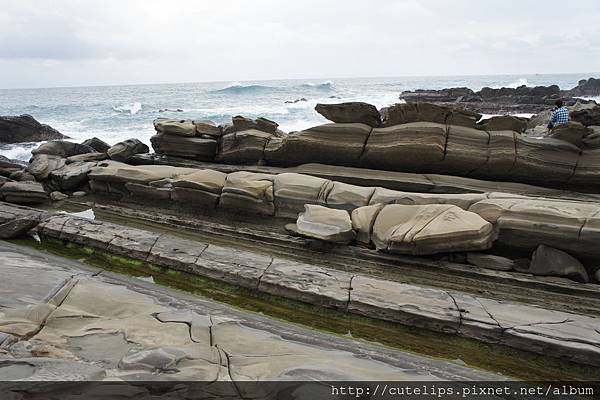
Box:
446;292;463;334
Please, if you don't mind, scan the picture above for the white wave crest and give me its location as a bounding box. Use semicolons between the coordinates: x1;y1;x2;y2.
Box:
112;102;142;115
493;78;528;89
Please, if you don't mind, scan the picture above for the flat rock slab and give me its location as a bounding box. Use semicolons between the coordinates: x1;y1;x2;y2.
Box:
0;241;500;387
259;259;352;310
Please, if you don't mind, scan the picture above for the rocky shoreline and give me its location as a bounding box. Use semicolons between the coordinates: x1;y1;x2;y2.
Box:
400;77;600;114
3;95;600;376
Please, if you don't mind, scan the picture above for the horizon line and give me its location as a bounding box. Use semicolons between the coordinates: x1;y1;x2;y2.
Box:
1;71;599;91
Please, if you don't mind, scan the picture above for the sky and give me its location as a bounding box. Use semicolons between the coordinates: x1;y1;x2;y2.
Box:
1;0;599;89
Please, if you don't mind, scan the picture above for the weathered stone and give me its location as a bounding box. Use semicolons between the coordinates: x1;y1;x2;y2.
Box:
273;173;330;217
265;123;371;167
82;137;111;153
147;235;208;269
548;121;589;148
295;204;355;244
362;122;446;172
49;191;68;201
49;161;95;190
325;181;374;210
0;156;24;177
372;204;494;255
472;130;516;178
466;253;515;271
315;102;381;127
0;217;39;239
469;197;600;257
153;118;196;136
119;348;186;371
171;169;227;193
219;171;274;215
518;245;589;283
194;120;221;137
125;183;171;201
259;259;352;309
351;203;384;245
72;191;87;197
150;134;217;161
510;136;579;185
31;140;94;158
217;129;273;164
8;170;35;182
89;161;195;185
571;106;600;127
380;103;481;128
27;155;67;180
232;115;279;133
349;276;460;333
0;182;47;205
107;139;149;162
193;244;272;289
443;125;489;175
66;152;108;163
369;187;485;210
0;114;67;144
477;115;528;132
171;187;219;207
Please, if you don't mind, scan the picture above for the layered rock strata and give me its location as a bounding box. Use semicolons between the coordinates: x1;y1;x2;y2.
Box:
2;208;595;366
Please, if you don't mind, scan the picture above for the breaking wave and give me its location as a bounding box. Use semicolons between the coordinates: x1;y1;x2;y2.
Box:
493;78;528;89
299;80;334;90
112;102;142;115
213;80;334;94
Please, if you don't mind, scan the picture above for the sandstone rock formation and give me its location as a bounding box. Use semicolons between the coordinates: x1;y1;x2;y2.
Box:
294;204;355;243
315;102;381;127
27;155;67;180
371;204;494;255
0;181;47;204
32;140;95;158
0;115;68;143
82;137;111;153
518;245;589;283
107;138;149;162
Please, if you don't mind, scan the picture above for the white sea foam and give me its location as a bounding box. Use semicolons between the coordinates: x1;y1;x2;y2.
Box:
493;78;528;89
112;102;142;115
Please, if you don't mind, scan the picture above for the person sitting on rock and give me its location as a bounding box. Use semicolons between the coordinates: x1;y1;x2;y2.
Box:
547;99;569;129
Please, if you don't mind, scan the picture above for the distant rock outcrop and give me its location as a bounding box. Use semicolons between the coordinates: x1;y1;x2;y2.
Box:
400;78;600;114
0;114;68;143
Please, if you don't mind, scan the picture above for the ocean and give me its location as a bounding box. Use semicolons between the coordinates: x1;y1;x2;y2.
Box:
1;73;599;161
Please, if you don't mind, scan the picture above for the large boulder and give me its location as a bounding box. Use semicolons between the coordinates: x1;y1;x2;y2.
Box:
66;152;108;163
27;154;67;180
265;123;371;167
361;122;446;172
547;121;589;147
380;103;481;128
151;134;217;160
0;181;48;204
477;115;528;132
315;102;381;127
217;130;274;164
194;120;221;138
31;140;95;158
0;217;40;239
0;114;68;143
218;171;275;215
231;116;279;134
82;137;110;153
570;106;600;127
372;204;494;255
518;245;589;283
49;161;95;190
565;78;600;97
0;155;26;177
107;139;149;162
153;119;196;137
294;204;355;244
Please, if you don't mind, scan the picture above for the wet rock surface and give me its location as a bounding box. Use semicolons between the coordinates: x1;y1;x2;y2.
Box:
0;240;502;388
0;115;68;144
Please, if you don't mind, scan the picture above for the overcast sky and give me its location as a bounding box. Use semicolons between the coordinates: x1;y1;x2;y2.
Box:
1;0;599;89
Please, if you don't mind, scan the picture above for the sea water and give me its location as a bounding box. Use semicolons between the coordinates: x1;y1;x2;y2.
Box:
1;73;598;161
